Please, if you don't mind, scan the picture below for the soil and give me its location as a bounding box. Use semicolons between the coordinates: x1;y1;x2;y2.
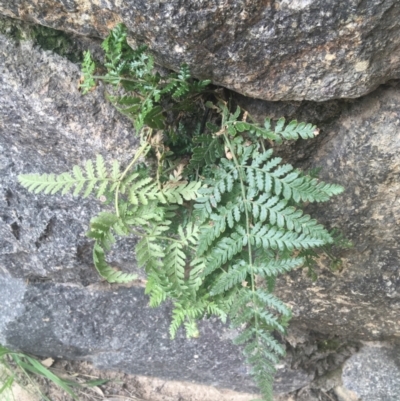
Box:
3;357;342;401
4;358;258;401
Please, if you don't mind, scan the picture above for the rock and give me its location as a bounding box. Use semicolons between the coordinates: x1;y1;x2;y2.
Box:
340;344;400;401
0;25;140;285
1;12;400;399
0;276;312;395
1;1;400;101
270;81;400;342
0;25;313;395
334;386;360;401
0;276;256;392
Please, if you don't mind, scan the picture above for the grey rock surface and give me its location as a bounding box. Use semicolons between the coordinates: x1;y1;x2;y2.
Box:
0;277;313;394
1;277;255;391
1;1;400;101
0;29;138;284
270;82;400;341
341;344;400;401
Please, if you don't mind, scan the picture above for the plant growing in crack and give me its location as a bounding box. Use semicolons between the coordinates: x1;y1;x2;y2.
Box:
18;24;345;401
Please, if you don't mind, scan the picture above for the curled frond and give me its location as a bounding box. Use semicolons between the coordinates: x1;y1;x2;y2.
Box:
93;242;137;283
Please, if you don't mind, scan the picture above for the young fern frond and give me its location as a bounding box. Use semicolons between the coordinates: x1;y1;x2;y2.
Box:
187;134;224;171
80;51;96;94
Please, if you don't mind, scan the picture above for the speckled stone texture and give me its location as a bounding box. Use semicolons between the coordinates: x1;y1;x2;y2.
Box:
0;31;139;284
0;0;399;101
341;344;400;400
0;276;261;392
271;82;400;342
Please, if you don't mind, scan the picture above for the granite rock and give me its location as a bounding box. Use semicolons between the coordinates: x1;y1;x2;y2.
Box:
0;1;399;101
0;28;138;284
271;82;400;342
341;344;400;401
0;277;314;395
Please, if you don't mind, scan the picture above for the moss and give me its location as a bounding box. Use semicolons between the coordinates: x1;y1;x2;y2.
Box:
31;25;83;63
0;16;28;41
317;338;341;352
0;15;83;63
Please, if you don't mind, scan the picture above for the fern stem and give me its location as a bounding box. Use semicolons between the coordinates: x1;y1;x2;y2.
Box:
115;135;152;217
222;133;259;332
91;75;149;85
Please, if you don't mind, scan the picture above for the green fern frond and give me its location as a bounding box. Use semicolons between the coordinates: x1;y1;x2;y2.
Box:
248;194;332;241
188;257;206;291
128;178;157;205
135;234;165;272
187;134;224;170
202;232;244;276
249;222;325;251
164;241;187;293
242;151;344;203
86;212;121;250
210;260;248;295
272;118;316;140
18;156;116;198
162;181;202;204
93;242;137;283
253;257;304;277
254;290;292;318
169;304;186;339
80;51;96;94
145;271;169;307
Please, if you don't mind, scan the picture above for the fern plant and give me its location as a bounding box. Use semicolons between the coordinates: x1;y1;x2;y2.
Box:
18;24;344;401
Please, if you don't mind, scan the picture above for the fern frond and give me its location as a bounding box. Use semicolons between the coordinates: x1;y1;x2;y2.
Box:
145;271;169;307
188;257;206;291
273;118;316;141
203;231;244;276
225;146;345;203
128;178;157;205
86;212;120;250
206;301;228;323
210;260;248;295
80;51;96;94
194;169;237;222
250;222;325;251
164;241;187;293
18;158;116;198
93;242;137;283
135;234;165;272
249;194;332;242
162;181;202;204
169;304;186;339
254;289;292;318
125;202;166;226
253;257;304;277
187;134;224;170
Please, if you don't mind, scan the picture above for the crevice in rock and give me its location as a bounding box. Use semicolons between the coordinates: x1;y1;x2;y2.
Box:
10;221;20;240
35;217;56;249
